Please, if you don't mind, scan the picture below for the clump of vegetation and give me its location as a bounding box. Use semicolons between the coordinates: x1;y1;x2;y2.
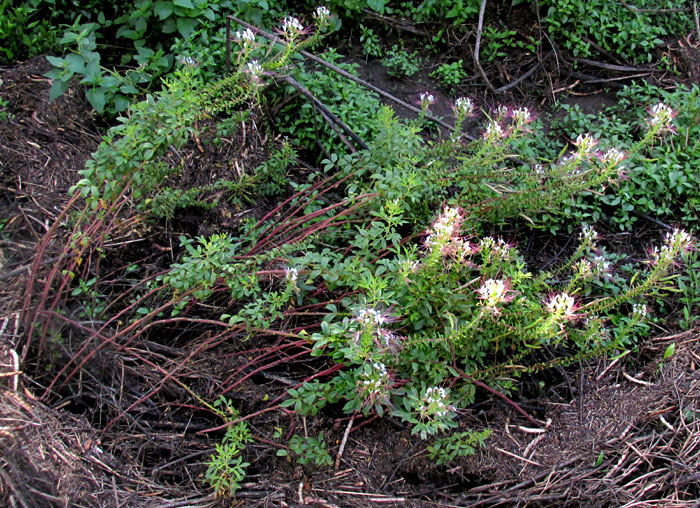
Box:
5;1;700;505
382;45;420;78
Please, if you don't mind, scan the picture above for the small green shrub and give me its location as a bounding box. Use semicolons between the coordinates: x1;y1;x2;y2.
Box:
277;433;333;467
276;50;383;155
542;0;691;64
0;0;61;64
382;45;420;78
427;429;491;465
359;24;382;58
430;60;467;92
205;399;253;498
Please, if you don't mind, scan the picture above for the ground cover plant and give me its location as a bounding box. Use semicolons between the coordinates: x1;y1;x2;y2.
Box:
2;1;700;507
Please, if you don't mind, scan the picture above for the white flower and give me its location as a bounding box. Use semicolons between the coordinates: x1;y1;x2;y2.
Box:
496;104;509;119
575;259;593;278
454;97;474;116
602;147;625;166
580;225;598;244
284;267;298;284
313;6;331;24
545;293;578;321
648;102;676;132
591;254;612;279
664;228;693;253
425;206;463;251
282;16;304;40
419;92;435;108
574;133;597;155
479;236;512;260
177;55;197;66
484;120;504;139
477;279;515;311
357;308;386;327
511;106;531;125
632;303;648;319
245;60;263;79
236;28;256;47
420;386;453;419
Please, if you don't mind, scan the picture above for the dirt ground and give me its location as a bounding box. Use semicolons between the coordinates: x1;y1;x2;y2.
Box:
2;21;700;508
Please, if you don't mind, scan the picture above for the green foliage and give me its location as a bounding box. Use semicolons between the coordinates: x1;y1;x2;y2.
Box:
402;0;480;26
44;0;243;114
542;0;691;64
359;24;382;58
427;429;491;465
276;51;383;154
161;234;241;301
56;5;698;467
0;92;11;122
430;60;467;92
539;83;700;232
0;0;61;64
205;399;253;498
277;433;333;467
382;45;420;78
481;25;538;62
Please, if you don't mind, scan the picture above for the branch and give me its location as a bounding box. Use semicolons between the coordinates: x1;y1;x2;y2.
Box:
226;15;467;138
572;57;655;73
474;0;496;92
280;75;368;151
495;61;541;93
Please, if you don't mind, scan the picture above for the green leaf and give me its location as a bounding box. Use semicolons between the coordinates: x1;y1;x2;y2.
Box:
153;1;174;19
49;78;70;102
86;87;106;113
366;0;386;11
162;18;176;33
663;343;675;361
173;0;194;8
46;55;66;68
594;451;604;467
176;17;196;38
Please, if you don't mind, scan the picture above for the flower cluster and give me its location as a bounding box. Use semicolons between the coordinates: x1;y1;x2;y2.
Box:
647;102;677;133
425;206;463;252
357;308;386;328
664;228;694;253
358;362;388;396
544;293;579;321
479;236;514;262
573;133;598;156
511;106;532;126
176;55;197;66
484;119;505;140
245;60;263;80
235;28;256;48
477;278;517;315
574;259;593;279
579;224;599;246
454;97;474;117
601;147;625;167
281;16;304;40
418;386;454;421
313;6;332;28
590;252;613;280
419;92;435;110
632;303;648;319
284;266;298;284
650;228;694;266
